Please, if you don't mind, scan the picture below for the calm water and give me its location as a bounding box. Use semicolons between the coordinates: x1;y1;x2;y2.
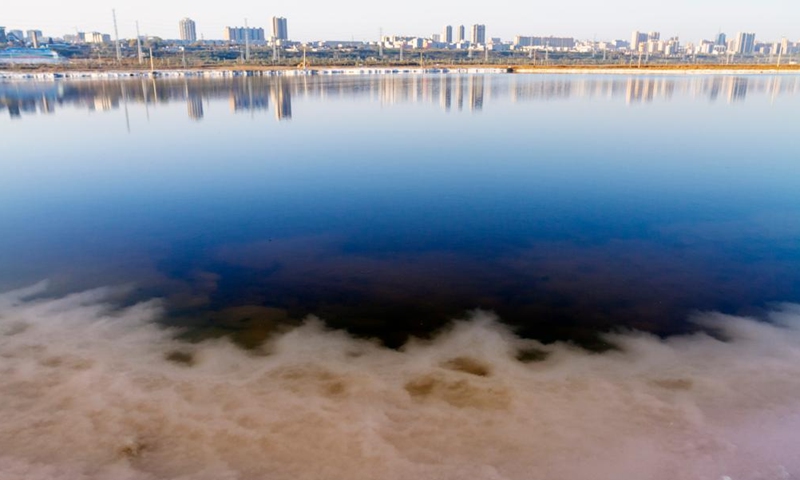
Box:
2;73;799;346
3;73;800;479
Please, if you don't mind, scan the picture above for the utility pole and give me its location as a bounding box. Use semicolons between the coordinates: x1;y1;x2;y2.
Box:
136;21;143;65
112;9;122;64
399;42;403;62
484;45;488;63
149;47;154;72
244;18;250;63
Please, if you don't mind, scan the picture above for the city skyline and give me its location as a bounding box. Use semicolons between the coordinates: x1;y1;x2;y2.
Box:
1;0;798;44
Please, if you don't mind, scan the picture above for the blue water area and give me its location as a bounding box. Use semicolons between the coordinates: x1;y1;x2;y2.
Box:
1;73;799;346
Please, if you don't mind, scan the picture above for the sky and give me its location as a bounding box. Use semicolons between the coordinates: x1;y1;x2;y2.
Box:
1;0;797;43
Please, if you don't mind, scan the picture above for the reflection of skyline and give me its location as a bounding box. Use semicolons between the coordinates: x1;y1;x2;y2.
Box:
271;77;292;121
2;74;799;120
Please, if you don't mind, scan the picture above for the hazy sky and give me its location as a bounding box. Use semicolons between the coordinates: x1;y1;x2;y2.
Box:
2;0;797;43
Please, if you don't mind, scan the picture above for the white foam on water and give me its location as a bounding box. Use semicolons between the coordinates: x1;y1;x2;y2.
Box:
1;283;799;480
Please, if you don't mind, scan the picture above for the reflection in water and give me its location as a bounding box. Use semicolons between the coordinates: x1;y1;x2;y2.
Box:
2;73;800;351
271;77;292;121
2;74;799;120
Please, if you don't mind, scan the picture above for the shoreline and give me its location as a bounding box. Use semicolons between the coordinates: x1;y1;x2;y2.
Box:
1;64;799;81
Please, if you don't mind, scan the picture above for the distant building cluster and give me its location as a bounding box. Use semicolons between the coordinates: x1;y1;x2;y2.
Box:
376;25;797;59
1;14;798;62
514;36;575;49
224;27;266;43
220;17;290;45
381;23;491;52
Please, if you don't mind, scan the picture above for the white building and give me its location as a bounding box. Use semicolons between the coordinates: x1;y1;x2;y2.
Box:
471;24;486;45
442;25;453;44
179;18;197;42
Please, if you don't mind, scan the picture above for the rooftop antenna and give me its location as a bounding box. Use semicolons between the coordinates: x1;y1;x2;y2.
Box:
112;9;122;64
244;18;250;62
136;21;143;65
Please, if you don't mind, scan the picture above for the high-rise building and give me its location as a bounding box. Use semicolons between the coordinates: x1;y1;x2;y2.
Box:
0;27;6;43
26;30;43;42
514;36;575;49
86;32;107;44
179;18;197;42
26;30;43;48
631;31;648;51
715;32;726;46
648;31;660;41
8;30;23;43
442;25;453;44
471;24;486;45
735;32;756;54
457;25;465;43
224;27;265;43
272;17;288;41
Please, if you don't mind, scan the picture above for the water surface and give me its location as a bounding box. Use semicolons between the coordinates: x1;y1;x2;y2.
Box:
2;73;799;346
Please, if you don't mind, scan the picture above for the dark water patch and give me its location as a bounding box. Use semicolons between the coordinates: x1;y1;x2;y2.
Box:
165;351;195;366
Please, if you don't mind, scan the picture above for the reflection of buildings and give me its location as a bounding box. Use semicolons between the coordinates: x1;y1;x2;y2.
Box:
725;77;748;102
2;74;800;120
187;95;204;120
469;75;484;111
271;78;292;120
439;76;452;111
92;95;115;111
229;77;268;113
